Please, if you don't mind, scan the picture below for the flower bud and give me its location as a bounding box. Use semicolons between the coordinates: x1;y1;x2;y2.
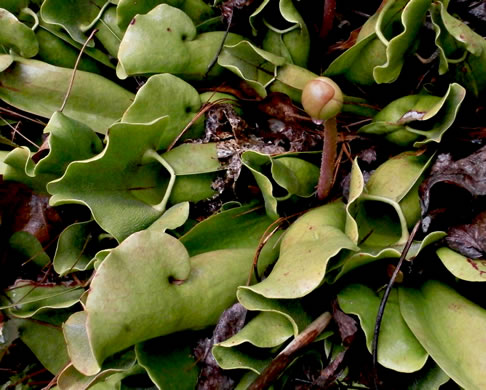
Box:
301;77;343;121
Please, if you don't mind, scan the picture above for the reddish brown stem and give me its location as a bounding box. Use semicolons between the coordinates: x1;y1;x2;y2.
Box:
317;116;337;200
320;0;336;40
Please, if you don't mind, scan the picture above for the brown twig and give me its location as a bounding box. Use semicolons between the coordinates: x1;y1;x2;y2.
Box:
248;311;332;389
59;29;98;113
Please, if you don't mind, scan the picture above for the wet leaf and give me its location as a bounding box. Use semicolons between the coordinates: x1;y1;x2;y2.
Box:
0;58;134;134
420;146;486;222
7;191;61;244
332;302;358;347
40;0;110;45
359;84;466;147
399;280;486;389
338;284;427;373
446;210;486;259
0;8;38;58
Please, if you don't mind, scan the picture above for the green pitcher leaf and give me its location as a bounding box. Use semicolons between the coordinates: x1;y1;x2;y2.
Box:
271;156;319;198
212;311;294;374
3;111;102;193
238;202;358;301
38;21;115;69
399;280;486;389
325;0;430;85
63;311;102;376
36;28;104;74
16;318;70;374
1;0;28;14
40;0;111;45
345;158;410;249
436;247;486;282
408;361;450;390
53;220;102;276
373;0;431;83
162;143;222;174
77;229;277;371
58;340;137;390
241;151;320;219
94;5;123;58
0;8;38;58
48;119;175;242
338;284;427;373
121;73;204;149
8;231;50;267
135;333;199;390
430;1;486;96
249;0;310;67
219;40;286;97
147;202;190;232
0;53;14;71
325;33;385;86
1;281;83;318
241;151;279;219
327;230;446;283
0;58;134;134
168;173;218;204
116;4;241;80
115;0;214;30
179;203;280;258
359;83;466;147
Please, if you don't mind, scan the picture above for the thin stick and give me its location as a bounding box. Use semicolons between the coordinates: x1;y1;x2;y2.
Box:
1;117;39;149
59;29;98;113
317;116;337;200
0;107;47;125
248;311;332;390
371;220;421;390
205;11;232;77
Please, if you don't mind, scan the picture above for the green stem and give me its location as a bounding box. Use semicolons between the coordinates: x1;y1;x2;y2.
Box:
317;116;337;200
